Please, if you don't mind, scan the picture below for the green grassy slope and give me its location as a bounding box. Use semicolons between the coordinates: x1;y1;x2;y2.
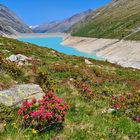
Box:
0;37;140;139
70;0;140;40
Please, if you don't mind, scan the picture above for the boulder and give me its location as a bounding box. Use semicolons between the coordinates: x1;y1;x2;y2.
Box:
0;84;45;107
51;50;56;54
85;59;93;65
6;54;32;65
70;78;74;81
7;55;17;62
107;108;115;113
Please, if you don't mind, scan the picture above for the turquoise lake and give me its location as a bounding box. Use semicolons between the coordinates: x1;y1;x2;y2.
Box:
18;37;102;60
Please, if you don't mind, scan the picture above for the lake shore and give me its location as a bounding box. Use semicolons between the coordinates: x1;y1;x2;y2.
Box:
62;35;140;69
17;34;102;60
8;33;140;69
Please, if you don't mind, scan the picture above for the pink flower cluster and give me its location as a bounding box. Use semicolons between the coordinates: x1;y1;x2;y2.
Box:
18;91;70;131
111;93;132;110
112;95;126;110
135;117;140;122
75;81;92;93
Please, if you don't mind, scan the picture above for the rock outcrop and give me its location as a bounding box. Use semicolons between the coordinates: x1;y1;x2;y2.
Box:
0;84;45;106
85;59;93;65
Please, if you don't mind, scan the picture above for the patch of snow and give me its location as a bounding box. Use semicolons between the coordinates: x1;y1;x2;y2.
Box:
30;25;39;29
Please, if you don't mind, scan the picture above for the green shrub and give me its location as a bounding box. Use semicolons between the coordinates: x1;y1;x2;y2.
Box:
36;71;57;92
0;103;14;122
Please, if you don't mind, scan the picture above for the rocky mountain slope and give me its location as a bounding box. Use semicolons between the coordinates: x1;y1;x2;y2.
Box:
70;0;140;40
32;9;93;33
0;4;32;35
63;36;140;69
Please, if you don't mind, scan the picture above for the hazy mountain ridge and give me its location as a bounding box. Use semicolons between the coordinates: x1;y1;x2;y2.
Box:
0;4;32;35
70;0;140;40
32;9;93;33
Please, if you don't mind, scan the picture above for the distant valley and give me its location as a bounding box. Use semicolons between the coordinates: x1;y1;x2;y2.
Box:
31;9;93;33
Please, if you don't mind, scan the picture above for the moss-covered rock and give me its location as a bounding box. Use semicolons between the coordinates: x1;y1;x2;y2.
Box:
0;84;45;106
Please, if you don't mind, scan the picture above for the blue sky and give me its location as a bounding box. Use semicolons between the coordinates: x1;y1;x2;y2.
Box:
0;0;112;26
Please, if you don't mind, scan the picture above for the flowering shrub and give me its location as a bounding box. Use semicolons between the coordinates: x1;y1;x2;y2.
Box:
133;116;140;123
18;91;70;132
111;92;140;116
74;80;92;93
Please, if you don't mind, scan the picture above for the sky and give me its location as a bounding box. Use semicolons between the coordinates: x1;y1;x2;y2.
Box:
0;0;112;26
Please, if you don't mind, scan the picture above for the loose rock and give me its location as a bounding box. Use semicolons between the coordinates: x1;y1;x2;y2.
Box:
85;59;93;65
107;108;115;113
6;54;32;65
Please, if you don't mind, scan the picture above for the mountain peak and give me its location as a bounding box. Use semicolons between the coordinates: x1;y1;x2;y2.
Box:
32;9;93;33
